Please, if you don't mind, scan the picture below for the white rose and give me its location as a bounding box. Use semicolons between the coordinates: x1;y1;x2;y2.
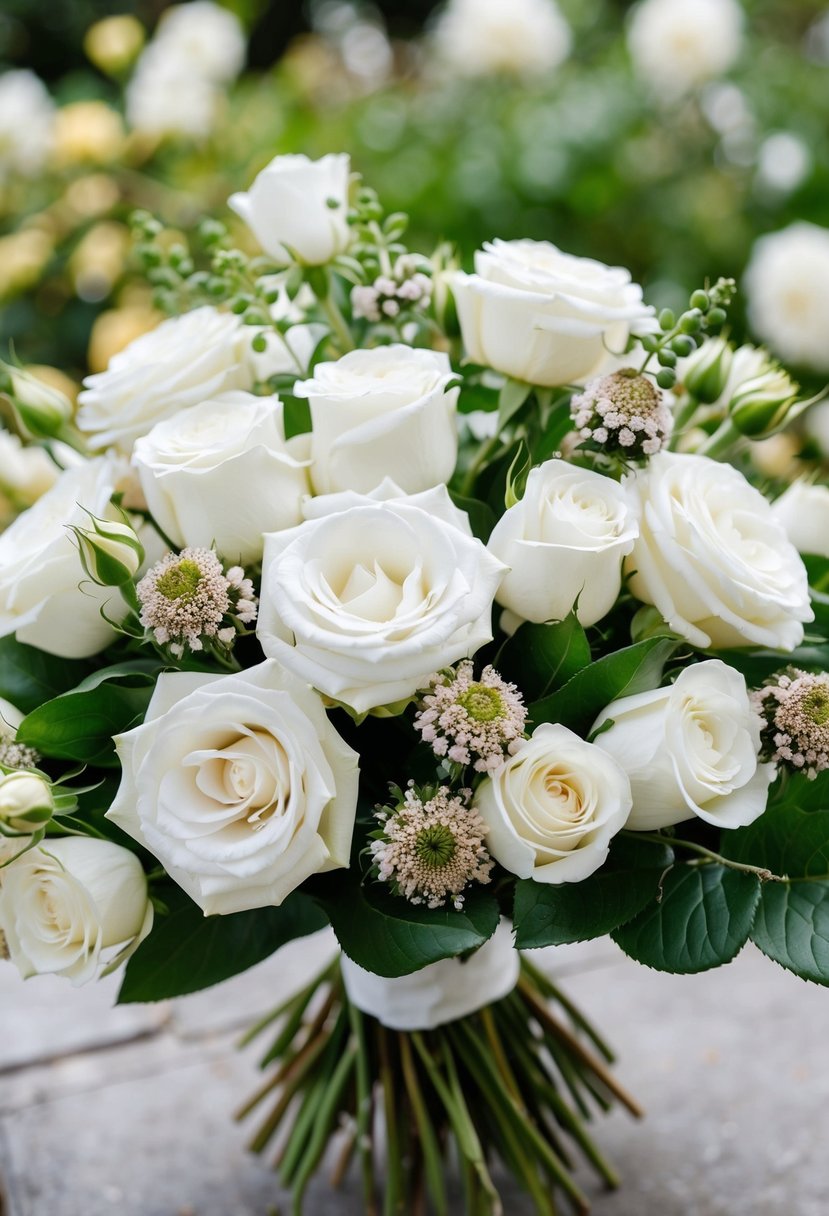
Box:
627;0;744;98
294;345;459;496
153;1;246;83
0;456;134;658
474;723;632;884
0;836;152;985
626;451;813;651
77;307;253;453
126;44;219;141
592;660;774;831
0;71;54;179
133;391;310;564
341;920;519;1029
0;431;60;510
771;480;829;559
452;240;651;387
745;223;829;372
107;660;360;915
257;486;506;714
487;459;639;630
229;153;351;266
433;0;571;77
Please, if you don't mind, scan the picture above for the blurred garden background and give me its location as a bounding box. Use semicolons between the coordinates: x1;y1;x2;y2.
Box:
0;0;828;501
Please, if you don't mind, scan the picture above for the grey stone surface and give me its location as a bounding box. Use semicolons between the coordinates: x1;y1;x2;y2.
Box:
0;936;827;1215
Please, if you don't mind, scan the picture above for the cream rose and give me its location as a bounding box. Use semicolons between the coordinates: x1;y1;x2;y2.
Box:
433;0;571;77
474;723;632;883
452;239;651;387
625;451;813;650
0;456;134;658
133;391;310;564
229;153;351;266
0;836;152;985
77;307;253;453
107;660;360;915
294;345;459;496
771;480;829;559
745;222;829;373
592;660;774;831
257;485;505;715
627;0;744;99
487;459;639;630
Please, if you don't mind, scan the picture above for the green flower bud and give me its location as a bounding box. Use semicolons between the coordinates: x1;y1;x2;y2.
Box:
0;363;73;440
690;290;710;312
681;337;734;404
0;771;54;834
728;355;801;438
68;508;144;587
658;308;676;331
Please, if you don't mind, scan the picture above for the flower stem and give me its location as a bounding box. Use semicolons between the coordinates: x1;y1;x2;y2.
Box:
697;418;741;459
460;435;504;498
626;830;784;882
321;274;356;353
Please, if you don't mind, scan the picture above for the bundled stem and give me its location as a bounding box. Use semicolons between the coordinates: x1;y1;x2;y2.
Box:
238;955;639;1215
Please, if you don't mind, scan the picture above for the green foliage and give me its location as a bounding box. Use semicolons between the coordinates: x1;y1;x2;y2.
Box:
0;636;93;715
313;870;500;978
611;865;761;973
118;888;328;1003
497;613;591;703
513;835;674;948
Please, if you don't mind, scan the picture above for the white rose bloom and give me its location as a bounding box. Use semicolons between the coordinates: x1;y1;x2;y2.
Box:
0;456;134;658
627;0;744;99
341;920;519;1030
592;659;774;831
487;460;639;630
452;240;651;388
154;1;246;83
257;486;505;714
771;480;829;559
625;451;813;651
0;71;54;179
126;43;219;140
474;724;632;884
107;660;360;916
0;837;152;985
745;223;829;372
433;0;571;77
294;345;459;496
229;153;351;266
0;431;60;511
77;307;253;453
133;392;310;564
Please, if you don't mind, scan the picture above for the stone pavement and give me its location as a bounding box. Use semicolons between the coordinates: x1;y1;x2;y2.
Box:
1;932;827;1216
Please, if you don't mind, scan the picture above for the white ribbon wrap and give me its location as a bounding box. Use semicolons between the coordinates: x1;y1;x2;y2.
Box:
340;919;520;1030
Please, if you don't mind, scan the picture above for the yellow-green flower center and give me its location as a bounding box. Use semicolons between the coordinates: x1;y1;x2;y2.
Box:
155;559;203;602
415;823;457;869
803;686;829;727
458;684;505;723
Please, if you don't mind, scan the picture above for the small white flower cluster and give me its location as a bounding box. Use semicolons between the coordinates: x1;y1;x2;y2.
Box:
371;784;493;910
571;368;672;459
0;740;41;772
351;259;433;323
137;547;256;658
415;661;527;773
752;669;829;780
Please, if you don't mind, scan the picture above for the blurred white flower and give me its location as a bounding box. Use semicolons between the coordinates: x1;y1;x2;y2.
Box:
0;432;59;517
756;133;811;196
627;0;744;99
126;43;219;140
0;70;54;179
433;0;571;78
745;223;829;372
154;1;246;83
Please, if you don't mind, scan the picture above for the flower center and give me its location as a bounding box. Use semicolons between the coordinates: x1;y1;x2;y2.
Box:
802;686;829;726
155;558;203;602
458;684;505;723
414;823;457;869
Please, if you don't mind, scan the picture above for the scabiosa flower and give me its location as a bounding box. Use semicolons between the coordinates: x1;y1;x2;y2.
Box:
351;257;433;323
136;547;257;658
751;669;829;779
371;784;494;910
415;660;527;773
571;368;673;459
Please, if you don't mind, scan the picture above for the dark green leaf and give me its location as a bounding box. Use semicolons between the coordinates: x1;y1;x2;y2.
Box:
497;614;591;702
282;394;311;438
711;643;829;686
315;872;499;977
749;884;829;986
457;381;499;415
529;636;678;735
514;835;673;948
448;491;497;543
118;889;328;1002
18;678;154;765
611;864;760;973
533;399;574;463
497;378;532;430
0;636;93;715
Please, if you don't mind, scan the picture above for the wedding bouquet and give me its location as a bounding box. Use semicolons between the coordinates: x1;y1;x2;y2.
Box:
1;151;827;1215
